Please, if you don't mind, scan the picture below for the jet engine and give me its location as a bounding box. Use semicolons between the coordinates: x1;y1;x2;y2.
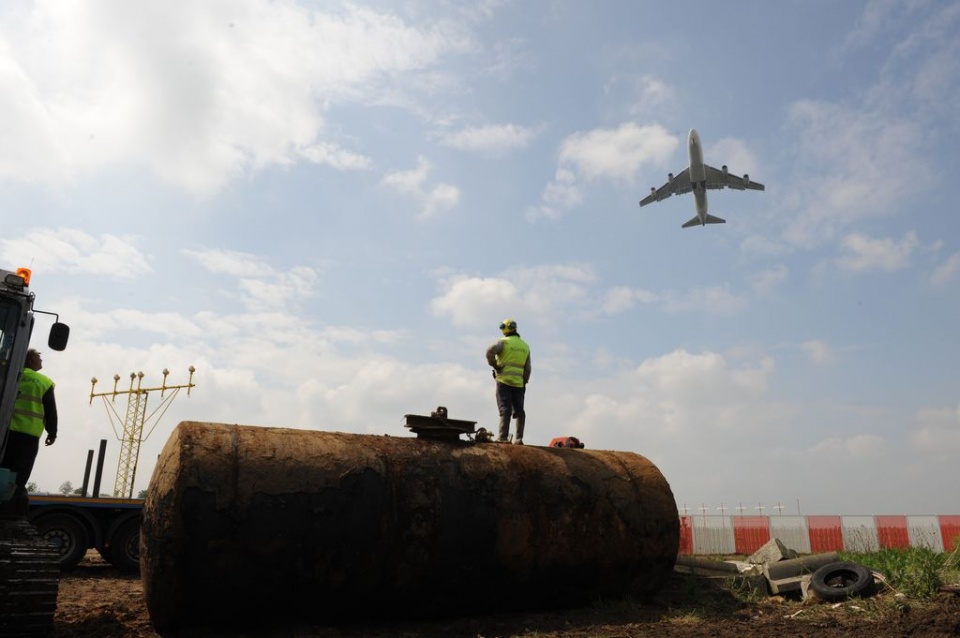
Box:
721;165;728;176
743;174;749;183
667;173;674;184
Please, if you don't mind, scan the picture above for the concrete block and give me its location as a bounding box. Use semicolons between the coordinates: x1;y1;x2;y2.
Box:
767;574;804;595
748;537;791;565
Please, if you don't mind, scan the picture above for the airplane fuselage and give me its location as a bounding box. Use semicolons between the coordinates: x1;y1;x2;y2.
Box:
638;127;762;228
688;129;708;221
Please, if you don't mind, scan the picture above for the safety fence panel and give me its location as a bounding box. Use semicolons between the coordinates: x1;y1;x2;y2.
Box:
807;515;843;552
769;515;810;554
731;516;770;555
678;516;694;555
908;516;944;551
841;516;879;553
939;515;960;553
691;515;735;555
676;514;959;554
875;515;910;549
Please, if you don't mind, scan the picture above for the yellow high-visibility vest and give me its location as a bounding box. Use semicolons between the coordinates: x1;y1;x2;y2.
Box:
495;335;529;388
10;368;54;438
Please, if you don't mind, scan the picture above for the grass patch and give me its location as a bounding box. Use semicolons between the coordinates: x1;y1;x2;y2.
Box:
839;547;949;599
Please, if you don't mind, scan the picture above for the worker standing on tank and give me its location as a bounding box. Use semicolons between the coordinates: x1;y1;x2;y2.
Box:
486;319;531;444
0;349;57;516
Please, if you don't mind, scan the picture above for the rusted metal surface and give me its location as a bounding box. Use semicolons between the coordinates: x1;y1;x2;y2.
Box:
141;421;679;630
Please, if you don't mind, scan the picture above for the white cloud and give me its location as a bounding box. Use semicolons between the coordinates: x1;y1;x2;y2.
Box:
600;286;659;315
784;102;932;247
563;350;784;451
707;136;761;180
531;123;677;220
0;228;151;278
430;263;597;329
430;275;522;328
835;231;919;273
380;156;460;220
0;1;465;194
183;247;319;311
660;285;748;316
809;434;886;458
558;122;676;181
431;264;749;330
525;168;582;222
298;142;372;171
439;122;540;155
910;407;960;459
783;1;959;250
77;307;205;341
800;339;834;364
542;167;582;206
631;75;676;115
740;235;792;258
751;265;789;295
931;252;960;286
183;247;273;278
840;0;905;52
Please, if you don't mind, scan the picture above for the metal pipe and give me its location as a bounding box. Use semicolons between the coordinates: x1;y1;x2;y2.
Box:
80;450;93;498
91;439;106;499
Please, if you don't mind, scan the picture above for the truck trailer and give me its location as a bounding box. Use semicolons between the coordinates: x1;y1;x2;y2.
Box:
28;493;142;572
27;437;144;572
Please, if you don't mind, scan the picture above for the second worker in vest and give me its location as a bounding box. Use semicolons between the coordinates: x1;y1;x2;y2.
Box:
486;318;531;444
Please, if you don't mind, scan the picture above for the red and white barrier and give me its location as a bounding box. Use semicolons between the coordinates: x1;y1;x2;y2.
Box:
678;514;960;555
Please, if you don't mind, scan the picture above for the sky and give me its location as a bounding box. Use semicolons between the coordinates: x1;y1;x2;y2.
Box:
1;0;958;516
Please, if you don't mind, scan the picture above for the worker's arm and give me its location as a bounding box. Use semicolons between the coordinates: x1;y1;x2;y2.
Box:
486;341;503;368
523;355;531;385
42;387;57;445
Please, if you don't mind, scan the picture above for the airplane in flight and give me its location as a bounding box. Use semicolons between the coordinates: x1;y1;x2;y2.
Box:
639;128;764;228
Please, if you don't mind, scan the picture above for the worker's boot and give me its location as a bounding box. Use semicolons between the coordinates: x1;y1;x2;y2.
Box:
498;415;511;442
513;417;525;445
15;490;29;517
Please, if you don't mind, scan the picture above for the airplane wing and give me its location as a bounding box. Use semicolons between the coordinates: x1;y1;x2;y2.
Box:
639;168;691;207
704;164;764;191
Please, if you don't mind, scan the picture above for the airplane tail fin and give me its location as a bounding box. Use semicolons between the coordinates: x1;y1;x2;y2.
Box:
681;213;726;228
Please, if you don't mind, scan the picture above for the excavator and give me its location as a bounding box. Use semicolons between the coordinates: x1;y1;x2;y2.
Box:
0;266;70;636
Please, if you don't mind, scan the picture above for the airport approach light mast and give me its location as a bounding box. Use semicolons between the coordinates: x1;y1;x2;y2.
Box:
89;366;196;498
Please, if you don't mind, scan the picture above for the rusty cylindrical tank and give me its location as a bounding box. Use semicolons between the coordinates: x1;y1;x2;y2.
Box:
141;422;679;630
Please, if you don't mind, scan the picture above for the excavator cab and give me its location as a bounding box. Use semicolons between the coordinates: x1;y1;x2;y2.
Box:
0;267;69;636
0;267;69;470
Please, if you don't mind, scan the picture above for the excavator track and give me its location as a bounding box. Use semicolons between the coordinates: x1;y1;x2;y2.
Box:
0;519;59;637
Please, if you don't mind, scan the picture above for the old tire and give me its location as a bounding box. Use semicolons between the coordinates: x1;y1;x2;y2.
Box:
810;561;874;601
108;518;141;572
34;513;90;571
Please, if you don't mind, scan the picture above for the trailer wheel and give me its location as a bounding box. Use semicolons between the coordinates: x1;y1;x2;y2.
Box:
810;561;874;601
108;519;141;572
34;513;89;571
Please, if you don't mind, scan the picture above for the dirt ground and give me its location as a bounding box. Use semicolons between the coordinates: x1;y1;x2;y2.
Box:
52;551;960;638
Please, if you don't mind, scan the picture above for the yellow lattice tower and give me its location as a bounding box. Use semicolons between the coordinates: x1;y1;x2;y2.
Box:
90;366;196;498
